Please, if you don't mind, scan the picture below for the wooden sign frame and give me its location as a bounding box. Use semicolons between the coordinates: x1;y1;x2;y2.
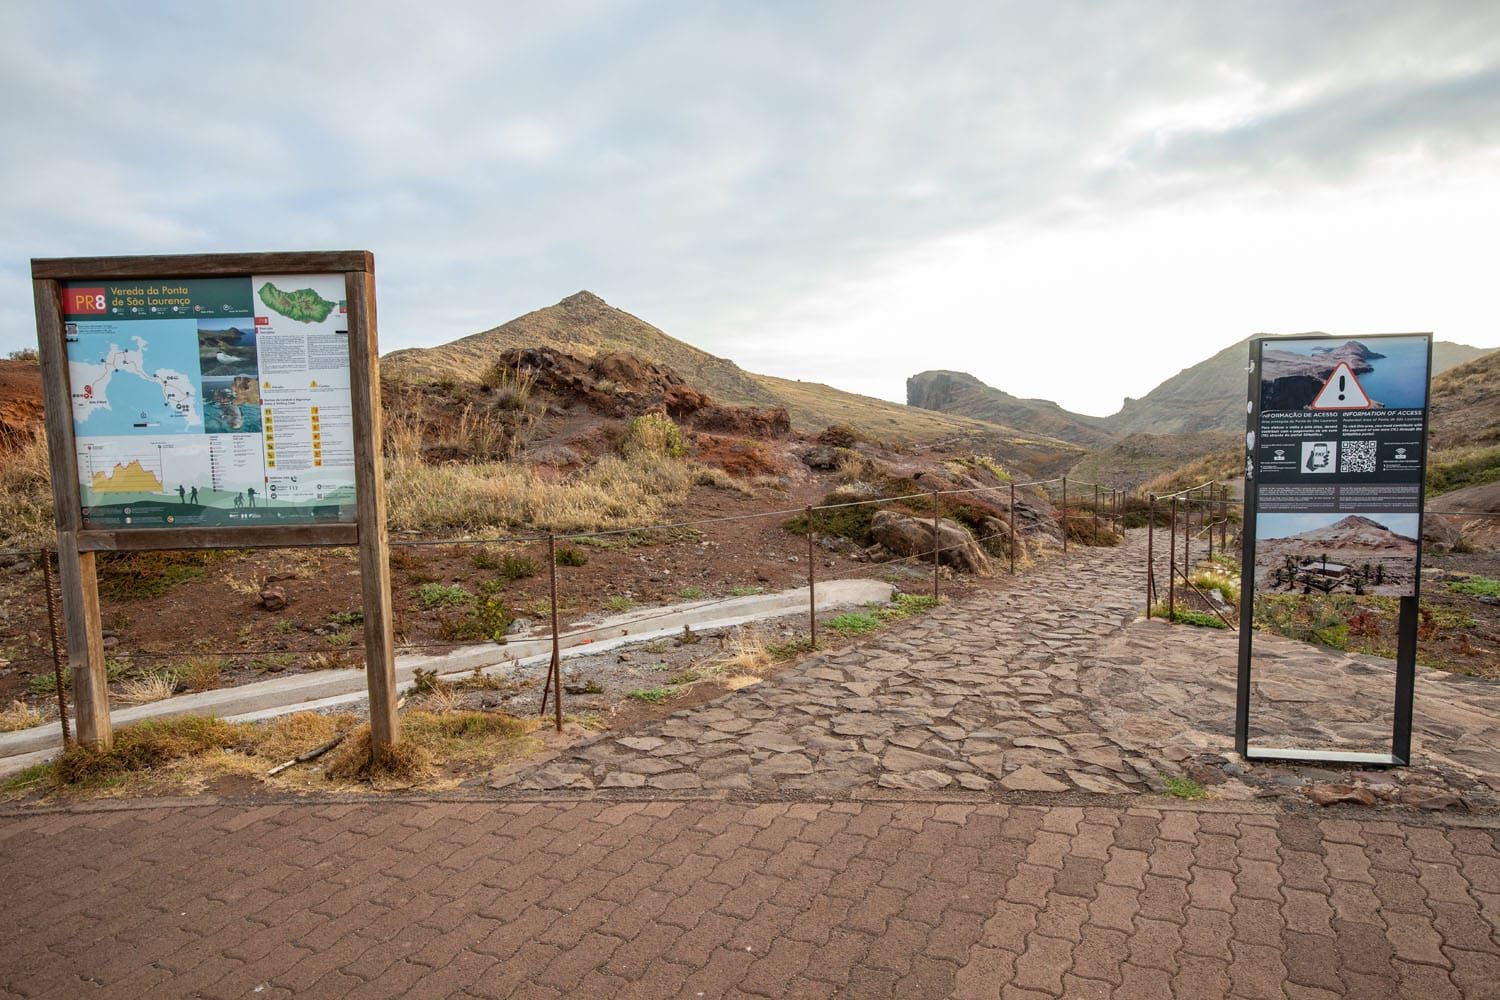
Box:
31;251;398;752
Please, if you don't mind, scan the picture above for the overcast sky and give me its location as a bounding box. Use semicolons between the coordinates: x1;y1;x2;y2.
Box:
3;2;1498;415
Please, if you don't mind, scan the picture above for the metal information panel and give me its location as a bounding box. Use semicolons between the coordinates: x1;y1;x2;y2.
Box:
61;274;357;529
1235;332;1433;766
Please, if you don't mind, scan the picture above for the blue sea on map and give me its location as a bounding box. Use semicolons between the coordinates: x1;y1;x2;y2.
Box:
69;318;204;437
1277;336;1429;409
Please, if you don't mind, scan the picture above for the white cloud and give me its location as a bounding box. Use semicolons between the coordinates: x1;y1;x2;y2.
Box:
0;0;1496;413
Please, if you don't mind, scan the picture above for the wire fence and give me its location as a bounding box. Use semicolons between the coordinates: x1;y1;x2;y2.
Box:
3;473;1135;739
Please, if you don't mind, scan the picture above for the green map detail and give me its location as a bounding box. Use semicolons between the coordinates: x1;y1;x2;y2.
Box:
258;282;335;324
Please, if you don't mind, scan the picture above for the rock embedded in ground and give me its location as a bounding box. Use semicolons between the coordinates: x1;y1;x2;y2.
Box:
259;586;288;611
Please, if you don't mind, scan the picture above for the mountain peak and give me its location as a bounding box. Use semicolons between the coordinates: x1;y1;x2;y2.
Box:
558;290;608;309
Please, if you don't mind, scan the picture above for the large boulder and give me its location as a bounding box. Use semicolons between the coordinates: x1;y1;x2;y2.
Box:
870;510;993;576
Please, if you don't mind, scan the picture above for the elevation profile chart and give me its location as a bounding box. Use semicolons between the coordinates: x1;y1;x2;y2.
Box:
62;275;358;529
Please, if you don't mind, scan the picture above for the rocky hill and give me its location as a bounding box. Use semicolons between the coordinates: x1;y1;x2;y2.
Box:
905;370;1116;448
384;291;781;409
384;292;1086;466
1429;349;1500;450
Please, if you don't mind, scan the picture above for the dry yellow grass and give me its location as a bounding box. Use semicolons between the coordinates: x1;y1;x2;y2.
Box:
114;671;177;706
385;451;696;535
0;435;55;549
0;699;43;732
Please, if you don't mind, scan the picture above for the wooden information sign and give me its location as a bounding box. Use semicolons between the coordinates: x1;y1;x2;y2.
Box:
31;252;398;752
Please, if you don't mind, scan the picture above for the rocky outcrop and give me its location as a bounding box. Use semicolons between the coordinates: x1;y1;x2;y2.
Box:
495;347;790;438
870;510;993;576
906;370;1117;448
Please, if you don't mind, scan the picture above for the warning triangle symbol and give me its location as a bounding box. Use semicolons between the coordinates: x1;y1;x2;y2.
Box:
1311;362;1374;410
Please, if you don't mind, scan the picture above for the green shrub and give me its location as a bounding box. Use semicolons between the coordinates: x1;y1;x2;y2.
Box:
623;413;687;458
417;583;473;609
555;546;588;567
627;686;677;703
1449;575;1500;598
677;585;706;600
826;612;880;636
1163;776;1207;800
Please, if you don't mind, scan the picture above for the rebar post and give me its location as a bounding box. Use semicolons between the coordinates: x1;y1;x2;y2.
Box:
1146;496;1155;618
1169;495;1177;621
41;549;70;745
807;506;817;648
1061;477;1068;554
1009;481;1017;575
930;491;940;601
1207;486;1215;561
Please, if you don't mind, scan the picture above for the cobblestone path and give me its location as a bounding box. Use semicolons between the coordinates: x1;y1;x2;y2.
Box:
3;799;1498;998
494;535;1156;796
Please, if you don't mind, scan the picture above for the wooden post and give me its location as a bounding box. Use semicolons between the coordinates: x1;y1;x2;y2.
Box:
930;491;940;601
806;506;817;648
1008;481;1017;575
345;267;399;754
33;277;112;749
1207;485;1215;562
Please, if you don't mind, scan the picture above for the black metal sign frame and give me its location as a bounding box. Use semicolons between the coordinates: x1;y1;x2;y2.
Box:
1235;332;1432;767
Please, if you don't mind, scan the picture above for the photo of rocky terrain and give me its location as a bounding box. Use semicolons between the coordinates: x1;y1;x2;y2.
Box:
1254;512;1420;596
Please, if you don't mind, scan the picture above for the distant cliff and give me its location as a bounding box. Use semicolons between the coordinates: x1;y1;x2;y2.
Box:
906;370;1117;448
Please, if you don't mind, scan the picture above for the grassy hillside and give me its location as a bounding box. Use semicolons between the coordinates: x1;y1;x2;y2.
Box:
906;369;1117;448
1068;430;1239;493
384;291;1086;466
384;291;781;409
1430;348;1500;450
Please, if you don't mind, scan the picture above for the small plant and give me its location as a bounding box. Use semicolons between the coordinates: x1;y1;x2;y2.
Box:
418;583;473;609
499;555;539;582
115;671;177;705
555;546;588;567
1149;603;1229;629
678;624;701;645
627;686;678;704
639;639;670;655
460;595;515;643
27;668;68;697
328;609;364;628
677;585;706;601
728;585;763;597
0;699;43;732
623;413;687;458
826;612;880;636
768;636;815;661
178;657;224;693
666;669;701;685
602;595;636;614
480;363;537;411
1449;575;1500;598
875;593;938;622
252;652;299;672
1163;776;1207;800
574;680;604;695
325;631;354;648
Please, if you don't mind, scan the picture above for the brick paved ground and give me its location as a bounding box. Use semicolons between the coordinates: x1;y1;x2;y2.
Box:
3;797;1499;998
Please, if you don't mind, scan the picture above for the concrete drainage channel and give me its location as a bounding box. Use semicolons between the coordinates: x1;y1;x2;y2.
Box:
0;579;895;777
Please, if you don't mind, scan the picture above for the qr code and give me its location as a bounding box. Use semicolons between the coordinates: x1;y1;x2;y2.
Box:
1340;439;1378;473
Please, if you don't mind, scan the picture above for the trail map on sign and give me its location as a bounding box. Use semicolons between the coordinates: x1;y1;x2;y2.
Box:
63;275;357;530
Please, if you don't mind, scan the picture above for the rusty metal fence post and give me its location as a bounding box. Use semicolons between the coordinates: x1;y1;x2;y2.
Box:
807;505;818;648
1182;492;1191;590
1009;481;1017;575
930;490;940;601
1207;485;1215;562
1146;495;1155;617
1061;477;1068;554
1168;495;1177;621
538;534;564;732
41;548;70;745
1093;484;1099;544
